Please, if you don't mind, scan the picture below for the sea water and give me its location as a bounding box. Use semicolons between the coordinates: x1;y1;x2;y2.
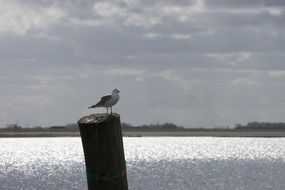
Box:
0;137;284;190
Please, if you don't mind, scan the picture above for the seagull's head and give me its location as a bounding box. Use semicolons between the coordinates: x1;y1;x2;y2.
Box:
112;88;120;94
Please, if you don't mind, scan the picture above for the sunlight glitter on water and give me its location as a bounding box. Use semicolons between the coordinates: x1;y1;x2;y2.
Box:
124;137;285;161
0;137;285;190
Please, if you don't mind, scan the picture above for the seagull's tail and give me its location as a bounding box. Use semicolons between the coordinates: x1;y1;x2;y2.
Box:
88;105;97;109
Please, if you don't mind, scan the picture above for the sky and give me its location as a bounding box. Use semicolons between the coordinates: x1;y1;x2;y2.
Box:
1;0;285;128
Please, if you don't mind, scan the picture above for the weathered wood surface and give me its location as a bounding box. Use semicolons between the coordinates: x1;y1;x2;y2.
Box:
78;113;128;190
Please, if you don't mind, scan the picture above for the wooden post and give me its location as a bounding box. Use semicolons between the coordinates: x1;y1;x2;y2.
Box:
78;113;128;190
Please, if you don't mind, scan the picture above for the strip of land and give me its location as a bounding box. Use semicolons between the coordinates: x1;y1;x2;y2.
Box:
1;128;285;138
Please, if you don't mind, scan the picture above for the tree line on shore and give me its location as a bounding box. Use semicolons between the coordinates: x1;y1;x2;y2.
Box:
234;122;285;129
121;122;184;129
3;122;184;130
2;121;285;130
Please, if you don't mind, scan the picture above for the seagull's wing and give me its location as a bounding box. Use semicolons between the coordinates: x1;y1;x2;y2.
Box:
88;95;111;108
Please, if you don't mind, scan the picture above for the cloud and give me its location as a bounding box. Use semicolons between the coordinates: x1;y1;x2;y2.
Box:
204;0;285;8
156;69;192;90
230;77;259;86
269;70;285;78
1;0;284;59
0;1;65;35
103;68;146;81
143;33;164;39
104;68;145;76
208;52;252;65
0;94;51;110
228;69;262;86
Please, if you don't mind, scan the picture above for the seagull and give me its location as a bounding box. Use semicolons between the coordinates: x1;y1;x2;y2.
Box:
88;88;120;115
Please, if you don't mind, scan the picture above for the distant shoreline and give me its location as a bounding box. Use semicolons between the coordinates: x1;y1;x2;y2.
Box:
1;129;285;138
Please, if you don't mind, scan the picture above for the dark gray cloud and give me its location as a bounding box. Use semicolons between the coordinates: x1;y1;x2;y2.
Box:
204;0;285;7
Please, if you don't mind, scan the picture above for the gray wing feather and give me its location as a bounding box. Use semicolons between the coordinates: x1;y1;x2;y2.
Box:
89;95;111;108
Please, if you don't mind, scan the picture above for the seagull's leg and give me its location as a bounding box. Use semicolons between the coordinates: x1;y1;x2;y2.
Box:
111;107;113;115
107;107;109;115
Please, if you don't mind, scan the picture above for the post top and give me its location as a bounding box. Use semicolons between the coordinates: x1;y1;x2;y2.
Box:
78;113;120;124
